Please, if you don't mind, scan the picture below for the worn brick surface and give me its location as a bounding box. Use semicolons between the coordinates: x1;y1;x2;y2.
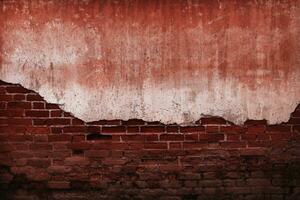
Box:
0;81;299;200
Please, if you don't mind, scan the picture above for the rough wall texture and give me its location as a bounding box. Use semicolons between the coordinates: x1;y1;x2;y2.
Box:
1;0;300;124
0;80;300;199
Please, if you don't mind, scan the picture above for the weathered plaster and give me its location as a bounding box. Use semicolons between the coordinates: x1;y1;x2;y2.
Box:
1;0;299;124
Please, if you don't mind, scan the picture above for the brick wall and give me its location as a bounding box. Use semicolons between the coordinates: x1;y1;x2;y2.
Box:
0;79;299;200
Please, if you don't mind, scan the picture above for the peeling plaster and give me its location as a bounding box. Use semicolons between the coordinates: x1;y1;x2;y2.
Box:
0;0;299;124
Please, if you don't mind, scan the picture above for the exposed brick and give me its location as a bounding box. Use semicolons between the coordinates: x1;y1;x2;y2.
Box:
122;119;145;125
25;110;49;117
13;94;25;101
244;119;267;126
166;126;179;133
247;125;266;134
0;95;13;101
266;125;291;132
160;134;184;141
63;126;86;133
33;102;45;109
144;142;168;150
121;135;144;141
205;125;219;133
30;143;52;150
50;110;62;117
26;94;44;101
85;150;110;158
141;126;165;133
48;134;72;142
7;102;31;109
180;126;205;133
220;141;246;148
48;181;70;189
46;103;60;109
6;86;31;93
27;158;51;168
201;117;227;125
26;126;50;134
102;126;126;134
127;126;140;133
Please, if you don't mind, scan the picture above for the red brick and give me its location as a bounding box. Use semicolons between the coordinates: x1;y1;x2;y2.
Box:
127;126;140;133
13;94;25;101
63;126;86;133
207;134;224;142
266;125;291;132
34;135;48;142
48;181;70;189
166;126;179;133
26;94;44;101
6;86;31;93
220;141;246;148
220;126;245;134
48;134;72;142
86;126;100;132
0;95;13;101
7;102;31;109
184;133;199;141
183;142;208;149
241;134;257;141
8;118;32;125
145;134;159;141
46;118;69;126
239;148;266;156
291;110;300;117
244;119;267;126
33;102;45;109
121;135;144;141
5;109;24;117
180;126;205;133
205;126;219;133
226;134;240;141
288;118;300;125
0;144;15;152
169;142;182;149
0;87;6;94
64;156;89;166
141;126;165;133
201;117;227;125
51;127;63;134
46;103;60;109
122;119;145;125
25;110;49;117
72;135;86;142
72;118;85;125
0;102;6;109
68;142;91;150
50;110;62;117
0;126;27;134
102;126;126;134
30;143;52;150
144;142;168;150
269;133;292;141
247;125;266;134
85;150;110;158
88;120;121;125
27;158;51;168
160;134;184;141
26;126;49;134
7;135;33;142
